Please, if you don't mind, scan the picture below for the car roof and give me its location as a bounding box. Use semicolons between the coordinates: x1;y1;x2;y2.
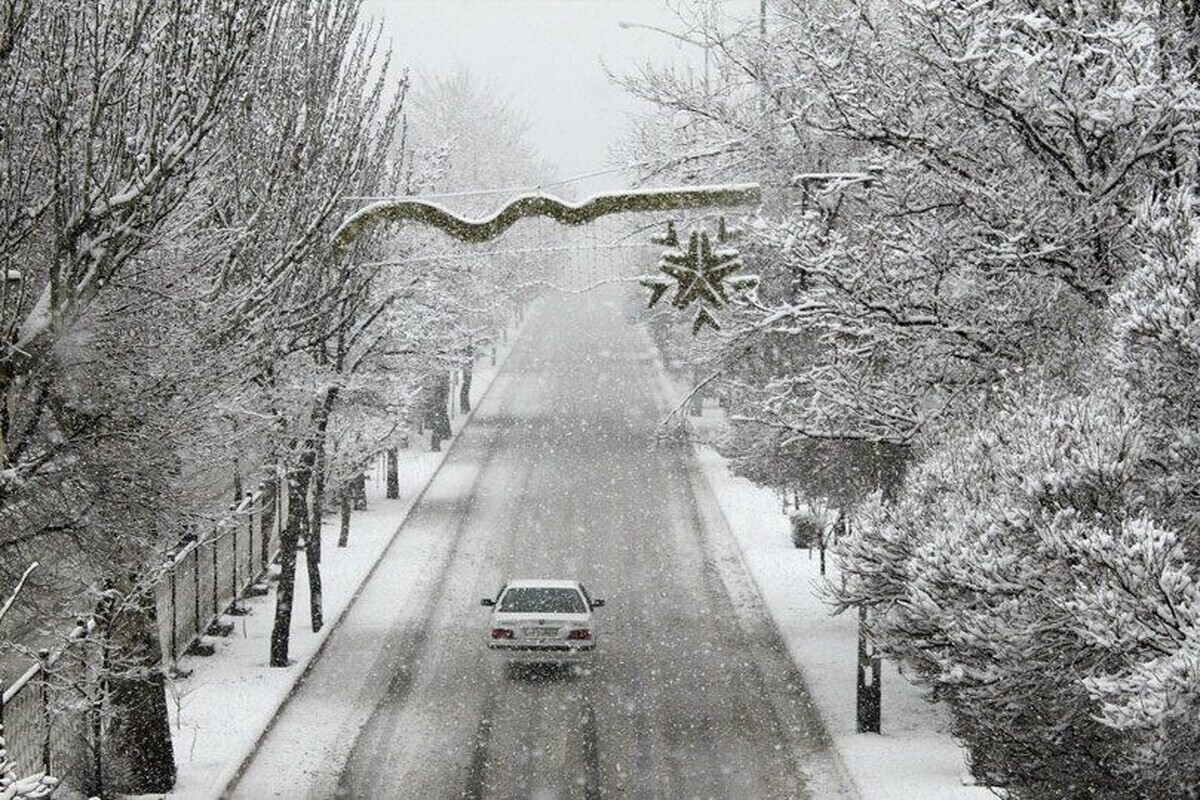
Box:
503;578;583;590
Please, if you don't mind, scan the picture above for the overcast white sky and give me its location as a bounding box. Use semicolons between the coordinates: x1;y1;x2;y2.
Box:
360;0;714;196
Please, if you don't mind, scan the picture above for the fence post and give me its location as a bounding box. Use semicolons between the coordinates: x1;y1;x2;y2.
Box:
275;478;284;562
231;513;239;604
38;648;51;775
252;493;259;566
248;493;258;582
193;537;201;641
166;551;178;665
260;481;272;570
211;525;219;619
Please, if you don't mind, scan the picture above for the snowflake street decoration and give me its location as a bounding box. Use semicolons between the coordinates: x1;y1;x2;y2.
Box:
639;218;758;334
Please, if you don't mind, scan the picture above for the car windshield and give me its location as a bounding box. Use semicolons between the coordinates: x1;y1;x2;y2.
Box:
499;587;585;614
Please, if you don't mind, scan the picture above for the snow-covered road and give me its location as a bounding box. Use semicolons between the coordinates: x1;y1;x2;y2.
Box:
229;286;852;799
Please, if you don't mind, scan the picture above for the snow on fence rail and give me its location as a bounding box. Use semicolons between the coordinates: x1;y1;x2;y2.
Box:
0;619;95;784
157;484;286;665
0;482;287;786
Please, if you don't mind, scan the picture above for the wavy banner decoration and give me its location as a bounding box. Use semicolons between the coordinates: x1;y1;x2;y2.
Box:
332;183;761;248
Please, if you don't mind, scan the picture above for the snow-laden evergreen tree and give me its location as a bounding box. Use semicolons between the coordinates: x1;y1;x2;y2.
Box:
831;387;1187;795
830;191;1200;790
1091;190;1200;782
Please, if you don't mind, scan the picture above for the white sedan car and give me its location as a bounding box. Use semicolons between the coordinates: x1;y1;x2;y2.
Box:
481;579;604;665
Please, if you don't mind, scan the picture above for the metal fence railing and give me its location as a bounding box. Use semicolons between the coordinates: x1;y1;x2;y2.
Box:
158;481;286;665
0;478;288;791
0;620;96;785
0;357;493;790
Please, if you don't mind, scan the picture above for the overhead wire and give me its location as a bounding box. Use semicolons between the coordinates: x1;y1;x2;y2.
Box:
341;161;649;204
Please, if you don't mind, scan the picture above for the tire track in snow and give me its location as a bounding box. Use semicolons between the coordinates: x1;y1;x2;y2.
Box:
462;691;497;800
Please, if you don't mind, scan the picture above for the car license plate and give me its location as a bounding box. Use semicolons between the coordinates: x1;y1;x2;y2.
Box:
525;626;558;638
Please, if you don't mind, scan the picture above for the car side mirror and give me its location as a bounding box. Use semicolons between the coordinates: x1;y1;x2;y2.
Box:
591;599;605;608
480;598;495;607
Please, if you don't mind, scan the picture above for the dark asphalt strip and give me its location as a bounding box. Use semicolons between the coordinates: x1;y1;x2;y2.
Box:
333;424;509;798
674;439;814;798
580;695;602;800
461;691;497;800
457;444;539;800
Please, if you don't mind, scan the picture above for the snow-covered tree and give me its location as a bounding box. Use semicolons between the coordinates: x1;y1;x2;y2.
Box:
831;378;1200;795
182;0;410;665
0;0;414;786
622;2;1200;794
623;0;1200;446
1111;191;1200;550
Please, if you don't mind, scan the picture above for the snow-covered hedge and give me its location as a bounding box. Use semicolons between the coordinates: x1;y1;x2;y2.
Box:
833;387;1200;797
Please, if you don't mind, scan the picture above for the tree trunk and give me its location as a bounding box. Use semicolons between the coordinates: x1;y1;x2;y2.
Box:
856;603;882;733
338;485;351;547
270;470;310;666
305;485;323;633
259;476;277;570
303;385;339;633
459;361;473;414
310;445;326;545
429;373;452;452
307;456;326;633
386;448;399;498
104;586;177;794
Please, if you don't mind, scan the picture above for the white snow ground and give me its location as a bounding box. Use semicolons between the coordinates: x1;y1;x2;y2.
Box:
160;310;988;800
690;444;990;800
